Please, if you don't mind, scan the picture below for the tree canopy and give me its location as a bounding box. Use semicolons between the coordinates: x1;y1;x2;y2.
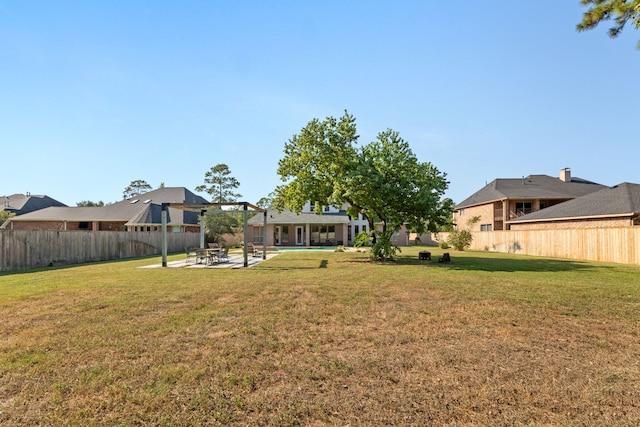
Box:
76;200;105;207
196;164;242;203
123;180;152;199
0;210;15;225
577;0;640;48
274;111;451;259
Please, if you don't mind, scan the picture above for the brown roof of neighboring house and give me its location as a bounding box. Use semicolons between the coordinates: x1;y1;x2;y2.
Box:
508;183;640;223
456;174;606;209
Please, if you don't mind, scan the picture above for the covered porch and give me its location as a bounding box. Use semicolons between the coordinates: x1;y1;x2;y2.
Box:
247;210;349;247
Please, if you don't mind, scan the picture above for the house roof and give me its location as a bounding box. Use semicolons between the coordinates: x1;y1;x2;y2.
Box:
247;209;350;225
508;182;640;223
456;174;606;209
1;194;67;215
5;187;207;226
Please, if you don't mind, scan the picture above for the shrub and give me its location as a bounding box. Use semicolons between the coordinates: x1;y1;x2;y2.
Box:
446;215;480;251
447;229;473;251
353;231;371;248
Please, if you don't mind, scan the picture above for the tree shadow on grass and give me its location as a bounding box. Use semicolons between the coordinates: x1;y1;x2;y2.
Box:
393;254;600;273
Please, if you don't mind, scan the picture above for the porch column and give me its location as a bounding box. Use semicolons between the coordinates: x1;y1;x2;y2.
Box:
306;223;311;246
262;211;267;260
342;223;348;246
502;200;509;230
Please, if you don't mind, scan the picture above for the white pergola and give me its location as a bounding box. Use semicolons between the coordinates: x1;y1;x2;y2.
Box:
161;202;267;268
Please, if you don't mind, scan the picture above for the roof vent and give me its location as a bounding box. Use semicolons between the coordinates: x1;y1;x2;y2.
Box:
143;199;152;204
130;199;139;204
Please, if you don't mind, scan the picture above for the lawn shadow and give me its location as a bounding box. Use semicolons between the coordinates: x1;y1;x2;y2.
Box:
395;254;601;273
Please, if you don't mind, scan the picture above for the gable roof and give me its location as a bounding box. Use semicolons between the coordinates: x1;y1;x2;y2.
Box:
247;209;350;225
4;187;207;226
508;183;640;223
1;194;67;215
456;174;606;209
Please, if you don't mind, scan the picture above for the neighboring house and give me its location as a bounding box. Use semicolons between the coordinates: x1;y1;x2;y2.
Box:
1;193;67;215
247;201;411;247
454;168;607;231
508;182;640;230
2;187;208;232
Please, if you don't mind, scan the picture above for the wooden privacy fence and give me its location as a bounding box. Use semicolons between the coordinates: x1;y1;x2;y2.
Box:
0;230;200;272
435;227;640;265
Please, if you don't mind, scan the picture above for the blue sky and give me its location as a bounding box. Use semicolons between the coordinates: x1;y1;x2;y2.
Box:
1;1;638;206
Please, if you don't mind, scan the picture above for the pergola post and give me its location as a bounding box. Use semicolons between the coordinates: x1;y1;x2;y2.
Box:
199;210;206;248
243;203;249;267
161;203;168;267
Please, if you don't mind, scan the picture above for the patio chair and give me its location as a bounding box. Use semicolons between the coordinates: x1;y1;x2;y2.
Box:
186;247;198;263
218;246;230;263
253;244;264;257
195;249;209;264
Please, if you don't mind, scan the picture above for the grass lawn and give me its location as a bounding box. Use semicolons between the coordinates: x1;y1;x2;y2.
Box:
1;247;639;426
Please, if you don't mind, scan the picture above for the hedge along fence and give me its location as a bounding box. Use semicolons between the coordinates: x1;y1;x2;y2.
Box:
0;230;200;272
435;227;640;265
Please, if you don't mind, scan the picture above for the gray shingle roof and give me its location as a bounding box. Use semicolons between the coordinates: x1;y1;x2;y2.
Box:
1;194;67;215
509;182;640;223
6;187;207;226
456;174;606;209
247;209;350;225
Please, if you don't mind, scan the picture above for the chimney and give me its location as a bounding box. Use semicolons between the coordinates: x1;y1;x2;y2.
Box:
560;167;571;182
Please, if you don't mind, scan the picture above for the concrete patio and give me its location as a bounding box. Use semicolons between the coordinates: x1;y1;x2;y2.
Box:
143;252;279;269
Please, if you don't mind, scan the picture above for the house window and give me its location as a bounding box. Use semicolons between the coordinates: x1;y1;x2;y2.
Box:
459;209;465;216
480;224;492;231
310;225;336;245
78;222;89;229
515;202;532;216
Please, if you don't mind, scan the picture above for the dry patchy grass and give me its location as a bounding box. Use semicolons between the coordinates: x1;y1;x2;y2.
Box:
0;248;639;426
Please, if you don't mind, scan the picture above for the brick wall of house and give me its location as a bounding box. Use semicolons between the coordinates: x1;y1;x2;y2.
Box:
9;221;65;231
455;203;496;231
9;221;199;232
509;217;633;231
99;222;127;231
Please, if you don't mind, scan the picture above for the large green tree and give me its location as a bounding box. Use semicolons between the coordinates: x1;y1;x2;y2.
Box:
274;112;358;214
577;0;640;48
274;111;451;260
196;164;242;203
